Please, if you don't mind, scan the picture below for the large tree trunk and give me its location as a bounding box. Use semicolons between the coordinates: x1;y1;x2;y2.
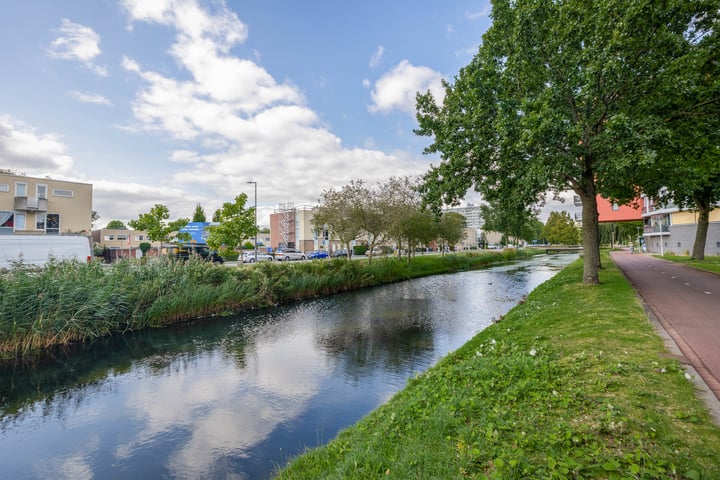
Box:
691;195;710;260
581;193;600;284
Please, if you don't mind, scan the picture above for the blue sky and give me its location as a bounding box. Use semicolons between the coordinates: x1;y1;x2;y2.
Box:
1;1;496;227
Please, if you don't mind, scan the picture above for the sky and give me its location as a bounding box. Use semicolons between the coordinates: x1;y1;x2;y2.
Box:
1;1;575;229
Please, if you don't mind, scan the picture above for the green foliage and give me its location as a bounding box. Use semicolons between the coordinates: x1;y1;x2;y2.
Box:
106;220;126;229
415;0;720;284
437;212;467;253
192;203;206;222
543;211;581;245
276;252;720;479
205;194;257;250
138;242;152;255
128;204;189;243
241;241;254;250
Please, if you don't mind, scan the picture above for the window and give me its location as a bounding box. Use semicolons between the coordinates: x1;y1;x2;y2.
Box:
15;182;27;197
104;235;114;241
135;235;144;241
15;213;26;230
117;234;128;241
52;189;74;198
36;215;45;231
37;184;48;199
0;211;14;233
0;184;8;192
46;213;60;235
611;203;620;211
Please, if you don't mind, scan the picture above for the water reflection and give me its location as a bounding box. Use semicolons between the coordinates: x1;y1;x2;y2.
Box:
0;254;576;479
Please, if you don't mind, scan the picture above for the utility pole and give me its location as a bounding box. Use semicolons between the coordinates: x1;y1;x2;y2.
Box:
247;181;258;260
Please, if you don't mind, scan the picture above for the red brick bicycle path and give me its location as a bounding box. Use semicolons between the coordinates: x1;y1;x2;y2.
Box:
611;251;720;413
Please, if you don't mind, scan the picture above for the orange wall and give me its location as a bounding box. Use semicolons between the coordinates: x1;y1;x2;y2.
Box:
597;196;642;223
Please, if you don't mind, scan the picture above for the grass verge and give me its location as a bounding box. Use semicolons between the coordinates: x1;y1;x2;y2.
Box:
275;252;720;479
657;255;720;275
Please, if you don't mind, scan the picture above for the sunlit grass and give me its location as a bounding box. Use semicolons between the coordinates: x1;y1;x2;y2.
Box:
660;254;720;275
275;252;720;479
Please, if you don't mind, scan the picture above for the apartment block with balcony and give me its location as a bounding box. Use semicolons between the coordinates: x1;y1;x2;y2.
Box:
0;172;92;236
641;194;720;256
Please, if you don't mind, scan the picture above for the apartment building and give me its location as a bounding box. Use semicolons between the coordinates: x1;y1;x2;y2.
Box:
641;194;720;256
0;172;92;235
91;228;161;261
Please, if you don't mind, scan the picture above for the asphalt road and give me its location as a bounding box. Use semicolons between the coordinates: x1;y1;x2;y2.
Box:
611;251;720;404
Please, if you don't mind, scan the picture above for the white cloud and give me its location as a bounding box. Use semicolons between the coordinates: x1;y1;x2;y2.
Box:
0;114;74;173
466;4;492;20
48;19;107;76
369;60;445;115
69;91;113;106
369;45;385;68
117;0;427;214
362;78;370;88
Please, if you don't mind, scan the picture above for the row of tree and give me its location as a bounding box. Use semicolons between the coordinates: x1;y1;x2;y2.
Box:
415;0;720;284
125;196;257;252
312;178;467;263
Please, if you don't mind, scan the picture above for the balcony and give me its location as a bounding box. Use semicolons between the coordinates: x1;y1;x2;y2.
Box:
14;196;48;212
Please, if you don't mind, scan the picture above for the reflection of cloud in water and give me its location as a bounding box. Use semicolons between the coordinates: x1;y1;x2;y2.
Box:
118;319;331;478
34;434;99;480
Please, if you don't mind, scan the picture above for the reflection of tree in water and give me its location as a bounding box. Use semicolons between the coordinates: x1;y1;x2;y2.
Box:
315;293;436;382
0;313;266;426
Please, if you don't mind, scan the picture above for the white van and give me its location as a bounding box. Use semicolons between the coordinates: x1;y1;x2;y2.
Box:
0;235;92;269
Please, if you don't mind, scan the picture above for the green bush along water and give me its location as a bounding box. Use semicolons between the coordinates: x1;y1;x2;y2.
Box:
0;250;525;357
275;252;720;479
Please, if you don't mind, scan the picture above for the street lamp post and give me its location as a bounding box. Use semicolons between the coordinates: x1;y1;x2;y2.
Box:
247;181;258;261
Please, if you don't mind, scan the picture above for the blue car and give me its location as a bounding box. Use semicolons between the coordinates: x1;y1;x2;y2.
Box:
306;250;329;260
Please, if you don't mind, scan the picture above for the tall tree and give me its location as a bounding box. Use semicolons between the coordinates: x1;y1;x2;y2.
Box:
192;203;207;223
437;212;467;254
416;0;720;284
480;198;539;248
543;211;581;245
128;205;189;243
312;183;362;258
206;194;257;250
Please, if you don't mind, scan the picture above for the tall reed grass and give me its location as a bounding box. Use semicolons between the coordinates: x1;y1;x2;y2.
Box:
0;250;528;358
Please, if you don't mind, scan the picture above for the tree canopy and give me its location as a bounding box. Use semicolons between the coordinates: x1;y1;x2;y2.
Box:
128;205;188;243
205;194;257;250
416;0;720;284
106;220;127;229
543;212;581;245
192;203;206;223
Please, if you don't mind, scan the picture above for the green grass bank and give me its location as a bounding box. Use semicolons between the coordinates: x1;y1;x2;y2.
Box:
0;250;528;358
659;255;720;275
275;253;720;479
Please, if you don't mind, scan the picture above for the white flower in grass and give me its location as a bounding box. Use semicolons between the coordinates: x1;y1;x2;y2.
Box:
529;348;537;356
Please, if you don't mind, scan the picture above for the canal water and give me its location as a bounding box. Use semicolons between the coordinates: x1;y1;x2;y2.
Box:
0;254;577;479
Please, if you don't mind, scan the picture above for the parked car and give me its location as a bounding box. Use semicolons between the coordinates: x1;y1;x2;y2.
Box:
365;248;385;257
306;250;329;260
332;249;348;258
242;251;274;263
175;245;224;263
274;248;306;261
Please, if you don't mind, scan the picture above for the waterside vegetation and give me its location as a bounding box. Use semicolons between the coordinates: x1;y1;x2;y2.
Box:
0;250;528;358
276;252;720;479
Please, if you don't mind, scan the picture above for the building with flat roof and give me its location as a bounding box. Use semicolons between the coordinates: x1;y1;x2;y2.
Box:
0;172;92;236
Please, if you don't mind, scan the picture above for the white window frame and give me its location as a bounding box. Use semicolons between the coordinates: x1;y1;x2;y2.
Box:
105;234;115;241
52;188;74;198
15;182;27;197
116;234;128;241
14;212;26;230
0;183;9;192
37;183;48;199
36;214;46;231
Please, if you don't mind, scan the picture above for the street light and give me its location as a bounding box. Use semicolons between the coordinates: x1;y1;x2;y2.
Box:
247;181;258;261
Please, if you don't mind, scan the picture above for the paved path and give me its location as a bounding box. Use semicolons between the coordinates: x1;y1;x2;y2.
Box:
611;251;720;407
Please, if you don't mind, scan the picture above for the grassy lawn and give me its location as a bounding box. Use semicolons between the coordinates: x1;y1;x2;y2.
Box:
275;252;720;479
658;254;720;275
